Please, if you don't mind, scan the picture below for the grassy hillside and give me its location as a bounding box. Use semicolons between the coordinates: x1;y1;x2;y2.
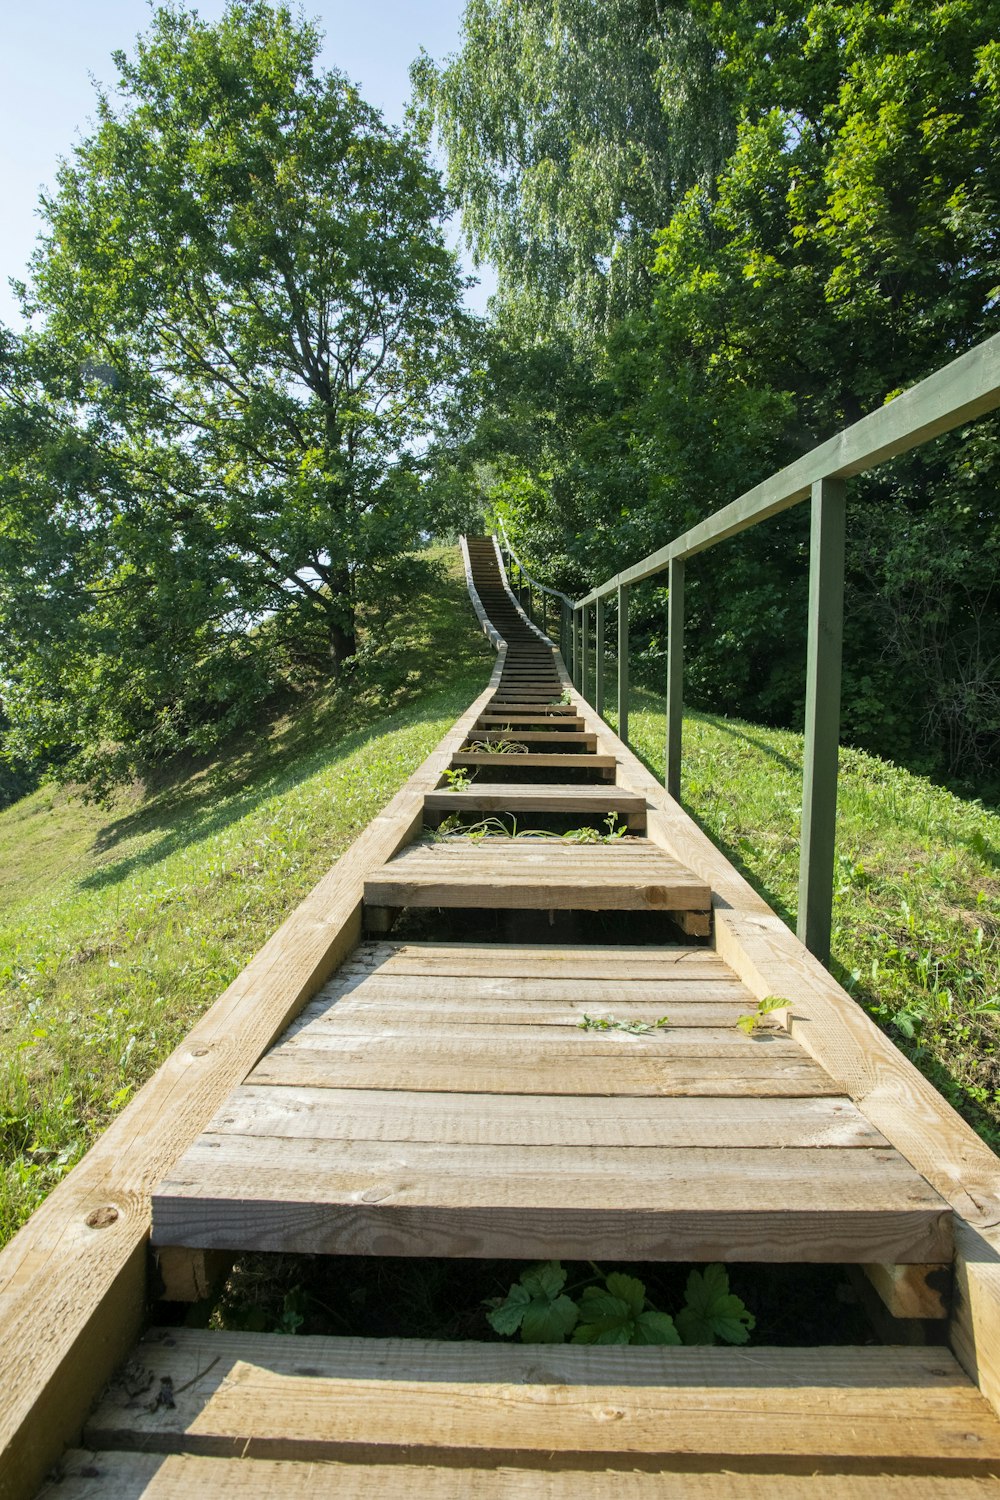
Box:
0;547;493;1243
619;694;1000;1148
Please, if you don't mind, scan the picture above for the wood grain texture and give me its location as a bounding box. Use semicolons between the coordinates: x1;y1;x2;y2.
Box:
50;1450;1000;1498
153;1136;950;1261
206;1086;888;1149
82;1331;1000;1466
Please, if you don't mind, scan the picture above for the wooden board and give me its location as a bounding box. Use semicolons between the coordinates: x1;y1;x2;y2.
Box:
205;1086;889;1149
51;1451;1000;1498
153;1137;950;1262
451;752;616;773
83;1332;1000;1466
364;841;712;912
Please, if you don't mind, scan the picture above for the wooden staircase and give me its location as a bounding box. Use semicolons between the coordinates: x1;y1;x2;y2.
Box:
24;536;1000;1496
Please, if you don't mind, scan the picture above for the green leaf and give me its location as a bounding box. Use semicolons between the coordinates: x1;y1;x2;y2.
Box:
488;1262;578;1343
521;1294;579;1343
572;1288;634;1344
521;1260;567;1300
633;1309;682;1345
604;1272;646;1317
486;1281;530;1336
676;1264;755;1346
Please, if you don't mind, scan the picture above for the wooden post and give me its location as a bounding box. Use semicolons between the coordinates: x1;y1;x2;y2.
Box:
595;596;606;719
617;584;629;745
581;605;590;701
666;556;684;801
797;476;847;965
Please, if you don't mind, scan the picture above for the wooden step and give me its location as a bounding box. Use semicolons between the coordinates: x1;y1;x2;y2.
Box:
52;1450;1000;1497
462;730;598;750
77;1332;1000;1483
151;941;951;1263
451;752;616;778
424;781;647;828
363;838;712;913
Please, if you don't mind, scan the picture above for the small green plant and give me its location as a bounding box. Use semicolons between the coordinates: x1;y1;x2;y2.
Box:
736;995;791;1035
486;1261;754;1347
441;767;473;791
579;1014;669;1035
464;738;529;755
557;688;573;705
562;814;630;844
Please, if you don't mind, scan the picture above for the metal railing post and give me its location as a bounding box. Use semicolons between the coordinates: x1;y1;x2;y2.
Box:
666;556;685;800
797;476;848;964
572;607;580;687
617;584;629;744
581;605;590;700
595;596;606;718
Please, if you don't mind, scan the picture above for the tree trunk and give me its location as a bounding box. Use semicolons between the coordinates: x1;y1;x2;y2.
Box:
329;615;357;671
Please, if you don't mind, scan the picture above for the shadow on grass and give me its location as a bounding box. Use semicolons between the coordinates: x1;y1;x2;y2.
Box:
81;559;493;893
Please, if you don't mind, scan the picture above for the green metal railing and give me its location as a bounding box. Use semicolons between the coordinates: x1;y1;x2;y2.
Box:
565;333;1000;965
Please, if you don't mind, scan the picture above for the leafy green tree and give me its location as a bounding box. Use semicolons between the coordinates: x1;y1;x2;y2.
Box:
414;0;731;329
1;1;467;789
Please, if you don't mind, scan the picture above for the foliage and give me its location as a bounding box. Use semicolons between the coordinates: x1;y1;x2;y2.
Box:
674;1263;756;1346
426;0;1000;788
414;0;732;328
736;996;791;1036
487;1260;753;1347
1;0;467;793
578;1014;670;1035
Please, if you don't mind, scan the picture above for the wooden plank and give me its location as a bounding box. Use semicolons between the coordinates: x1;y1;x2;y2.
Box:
85;1333;998;1464
152;1138;951;1262
0;676;506;1499
357;942;729;979
273;1022;798;1056
247;1045;840;1096
462;731;598;747
154;1247;230;1303
451;752;616;772
863;1262;951;1319
208;1086;890;1149
52;1450;1000;1498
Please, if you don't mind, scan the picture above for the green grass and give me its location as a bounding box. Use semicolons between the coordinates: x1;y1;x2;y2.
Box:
0;547;493;1244
613;689;1000;1148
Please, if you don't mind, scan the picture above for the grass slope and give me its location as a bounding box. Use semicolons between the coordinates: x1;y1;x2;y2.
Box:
0;548;493;1243
618;692;1000;1147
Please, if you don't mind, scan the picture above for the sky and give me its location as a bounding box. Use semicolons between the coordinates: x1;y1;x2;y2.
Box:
0;0;495;329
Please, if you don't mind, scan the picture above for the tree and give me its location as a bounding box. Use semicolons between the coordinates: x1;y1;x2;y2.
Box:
413;0;732;330
1;0;467;788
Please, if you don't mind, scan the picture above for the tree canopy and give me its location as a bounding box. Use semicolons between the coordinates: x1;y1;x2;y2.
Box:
1;0;466;791
422;0;1000;788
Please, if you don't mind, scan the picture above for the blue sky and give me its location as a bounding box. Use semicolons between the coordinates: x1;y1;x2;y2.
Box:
0;1;494;328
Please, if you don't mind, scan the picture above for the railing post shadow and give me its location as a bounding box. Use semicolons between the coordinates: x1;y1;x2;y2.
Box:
617;584;629;744
666;556;684;800
797;476;848;965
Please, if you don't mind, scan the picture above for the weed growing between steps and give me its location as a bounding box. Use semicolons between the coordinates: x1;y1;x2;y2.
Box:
613;691;1000;1149
0;550;494;1245
176;1255;877;1348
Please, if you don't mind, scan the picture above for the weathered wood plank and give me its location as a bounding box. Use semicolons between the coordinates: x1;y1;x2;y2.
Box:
208;1086;889;1149
85;1333;997;1464
355;942;728;979
52;1450;1000;1499
152;1137;950;1261
247;1042;836;1096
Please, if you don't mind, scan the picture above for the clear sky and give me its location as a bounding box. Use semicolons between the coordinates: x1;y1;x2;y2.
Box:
0;0;494;328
